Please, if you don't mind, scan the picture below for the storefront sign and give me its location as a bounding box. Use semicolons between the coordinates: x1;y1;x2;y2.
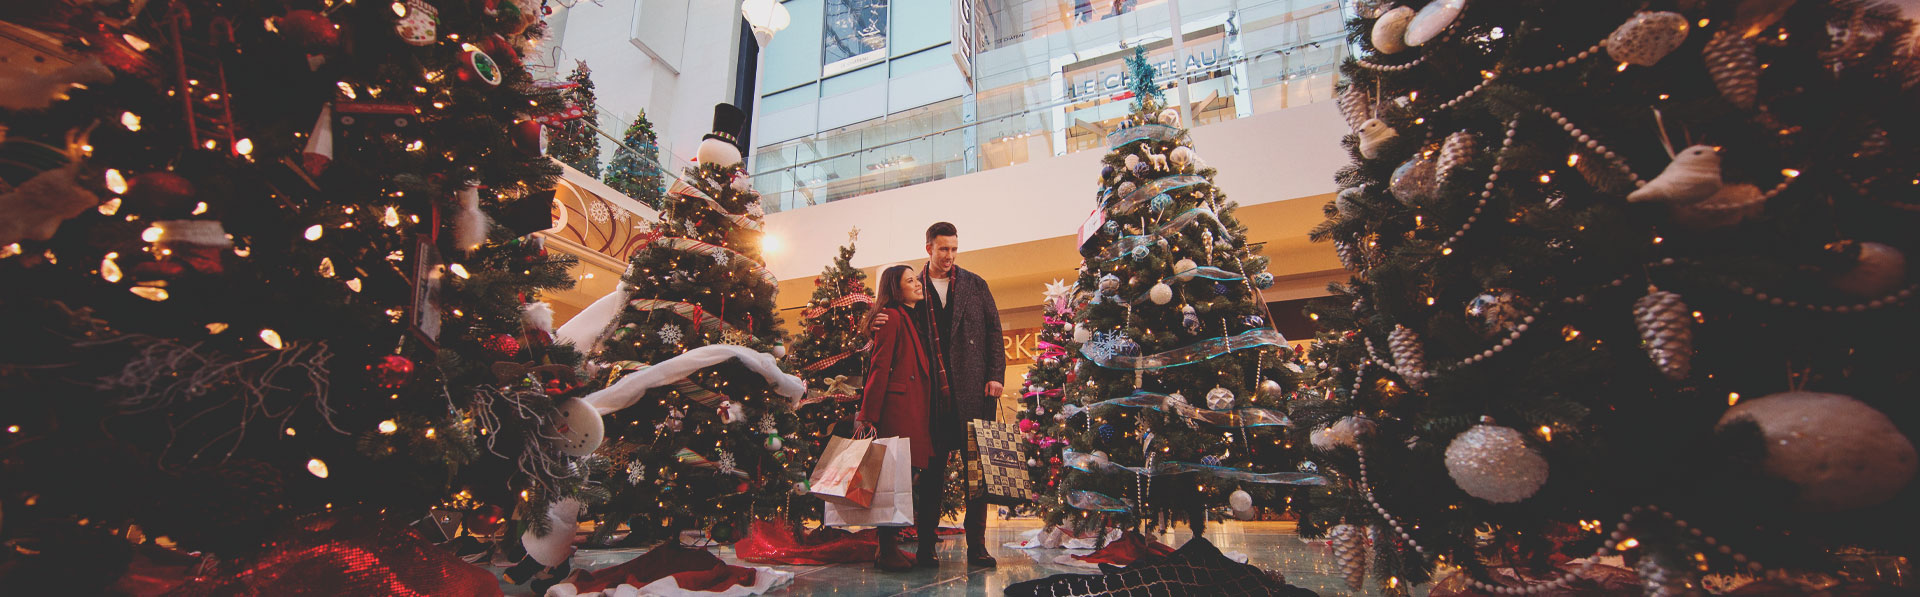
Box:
952;0;980;84
1003;327;1042;365
1063;35;1227;101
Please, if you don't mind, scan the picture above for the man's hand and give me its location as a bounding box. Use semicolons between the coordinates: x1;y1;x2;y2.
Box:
871;312;890;331
986;381;1003;398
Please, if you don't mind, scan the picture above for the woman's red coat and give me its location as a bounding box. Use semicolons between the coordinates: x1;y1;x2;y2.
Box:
857;305;933;468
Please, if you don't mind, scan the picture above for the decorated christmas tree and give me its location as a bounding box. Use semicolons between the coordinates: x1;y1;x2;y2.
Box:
1297;0;1920;593
578;104;806;545
548;60;602;177
605;109;667;209
0;0;583;591
782;228;872;519
1056;46;1320;538
1022;279;1081;518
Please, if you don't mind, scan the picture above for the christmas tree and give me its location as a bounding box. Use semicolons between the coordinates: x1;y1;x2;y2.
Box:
782;228;872;520
1056;46;1318;537
580;110;805;545
548;60;602;177
1022;279;1081;519
1298;0;1920;593
0;0;583;590
606;110;667;209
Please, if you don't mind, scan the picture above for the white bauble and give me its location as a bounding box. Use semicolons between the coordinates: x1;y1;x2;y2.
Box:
1173;258;1198;279
1124;154;1141;171
771;344;787;358
1404;0;1465;47
1830;241;1907;298
1206;386;1235;410
1371;6;1416;54
1445;424;1549;503
1149;283;1174;305
1718;392;1916;511
697;137;743;168
1073;324;1093;344
1228;489;1256;521
1170;146;1194;168
1159;108;1181;127
552;397;605;457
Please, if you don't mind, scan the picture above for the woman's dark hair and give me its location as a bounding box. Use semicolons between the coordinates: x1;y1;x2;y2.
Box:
866;264;913;336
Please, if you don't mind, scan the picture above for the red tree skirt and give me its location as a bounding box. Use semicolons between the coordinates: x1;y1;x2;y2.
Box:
1067;531;1175;566
733;520;964;565
549;542;791;596
158;514;501;597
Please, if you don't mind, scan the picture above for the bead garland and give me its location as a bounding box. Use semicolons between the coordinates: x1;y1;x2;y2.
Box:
1436;118;1522;255
1536;104;1648;188
1355;447;1769;594
1512;42;1604;75
1355;54;1429;72
1734;282;1916;312
1366;270;1644;381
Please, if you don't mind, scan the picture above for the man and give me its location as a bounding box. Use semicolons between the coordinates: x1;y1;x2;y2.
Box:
874;222;1006;568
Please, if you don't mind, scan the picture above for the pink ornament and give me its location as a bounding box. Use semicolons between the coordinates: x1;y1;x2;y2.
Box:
1018;419;1038;433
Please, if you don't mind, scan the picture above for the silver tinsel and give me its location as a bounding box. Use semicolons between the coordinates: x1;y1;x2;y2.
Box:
1328;523;1367;591
1634;288;1693;380
1445;423;1549;503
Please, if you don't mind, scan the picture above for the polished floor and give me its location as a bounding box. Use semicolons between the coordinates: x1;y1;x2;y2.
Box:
495;518;1428;596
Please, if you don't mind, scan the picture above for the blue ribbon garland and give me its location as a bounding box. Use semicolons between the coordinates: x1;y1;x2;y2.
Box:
1081;328;1288;370
1087;391;1290;427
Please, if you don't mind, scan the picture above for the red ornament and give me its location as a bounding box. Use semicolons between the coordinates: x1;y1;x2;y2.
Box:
511;117;544;157
278;10;340;51
369;355;415;388
482;334;522;358
455;50;502;86
466;504;506;536
478;33;519;62
124;172;198;217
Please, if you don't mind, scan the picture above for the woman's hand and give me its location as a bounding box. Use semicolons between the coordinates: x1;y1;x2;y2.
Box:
854;420;876;439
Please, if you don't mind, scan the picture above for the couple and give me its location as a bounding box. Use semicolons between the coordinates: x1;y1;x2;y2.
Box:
854;222;1006;572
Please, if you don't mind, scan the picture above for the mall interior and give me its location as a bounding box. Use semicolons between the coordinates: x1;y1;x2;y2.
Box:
3;0;1918;595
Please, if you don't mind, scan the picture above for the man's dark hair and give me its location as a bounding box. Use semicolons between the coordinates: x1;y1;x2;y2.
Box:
926;222;958;244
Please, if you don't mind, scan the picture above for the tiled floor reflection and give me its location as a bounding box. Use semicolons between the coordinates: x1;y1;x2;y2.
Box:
495;519;1428;596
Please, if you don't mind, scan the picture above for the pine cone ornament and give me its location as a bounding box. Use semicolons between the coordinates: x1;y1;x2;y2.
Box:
1703;31;1760;109
1338;84;1371;131
1335;239;1363;270
1389;325;1429;387
1437;130;1477;186
1328;523;1368;591
1634;288;1693;380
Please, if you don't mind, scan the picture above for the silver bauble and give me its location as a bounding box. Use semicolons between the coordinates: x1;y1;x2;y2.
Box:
1465;290;1529;338
1206;386;1235;410
1445;424;1549;503
1719;392;1916;511
1605;11;1689;67
1828;241;1907;298
1371;6;1415;54
1404;0;1465;47
1390;152;1440;206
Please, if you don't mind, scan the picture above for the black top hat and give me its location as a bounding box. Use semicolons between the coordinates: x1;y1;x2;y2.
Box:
703;103;745;146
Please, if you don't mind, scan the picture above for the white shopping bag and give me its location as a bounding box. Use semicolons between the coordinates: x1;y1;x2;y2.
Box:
823;436;915;527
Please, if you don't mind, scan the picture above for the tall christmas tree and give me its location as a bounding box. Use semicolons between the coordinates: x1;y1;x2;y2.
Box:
1022;279;1081;518
1298;0;1920;593
782;228;872;519
581;105;804;544
1056;46;1319;537
548;60;601;177
0;0;582;591
605;110;666;209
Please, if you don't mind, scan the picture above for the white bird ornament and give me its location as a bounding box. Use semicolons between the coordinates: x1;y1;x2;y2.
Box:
1626;145;1722;203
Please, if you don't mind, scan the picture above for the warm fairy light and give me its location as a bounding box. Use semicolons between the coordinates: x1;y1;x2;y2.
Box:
5;425;16;433
379;420;398;434
391;1;408;16
762;234;783;254
130;287;169;301
1538;173;1552;183
1653;236;1665;244
1616;62;1629;72
1425;297;1436;306
1480;70;1495;79
1538;425;1553;441
1566;154;1580;167
1728;392;1741;406
206;322;228;334
192;201;208;215
1414;215;1423;227
1618;538;1640;550
1780;168;1801;178
285;427;297;436
1309;313;1319;321
1408;91;1419;102
235;245;251;257
460;42;481;52
424;428;436;439
346;278;363;292
307;458;330;478
336;82;357;98
1441;247;1454;256
105;169;129;194
406;140;424;151
98;197;122;215
520;490;530;500
0;244;19;259
235;138;254;156
259;329;285;349
449;263;470;279
1692;310;1705;323
141;226;164;242
304;225;324;240
1698;18;1709;27
318;257;335;277
203;139;218;150
382;206;401;227
101;253;122;282
121;111;142;131
1562;325;1581;341
123;34;151;51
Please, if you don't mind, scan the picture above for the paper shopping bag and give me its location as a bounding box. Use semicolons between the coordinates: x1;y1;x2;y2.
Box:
824;436;915;527
965;419;1032;506
809;435;885;508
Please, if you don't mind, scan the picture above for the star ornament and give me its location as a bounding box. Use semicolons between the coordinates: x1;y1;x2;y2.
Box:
1042;279;1075;308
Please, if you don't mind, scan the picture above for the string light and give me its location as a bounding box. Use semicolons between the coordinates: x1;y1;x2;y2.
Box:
206;323;228;334
130;287;169;301
307;458;330;478
1727;392;1741;406
105;169;129;194
260;329;285;349
304;225;324;240
449;263;470;279
121;112;142;131
98;198;121;215
101;253;122;282
285;427;297;436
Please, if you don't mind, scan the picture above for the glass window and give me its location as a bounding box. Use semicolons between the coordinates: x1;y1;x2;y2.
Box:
889;45;952;77
821;64;886;96
761;84;817;112
763;0;824;92
890;0;951;57
823;0;889;77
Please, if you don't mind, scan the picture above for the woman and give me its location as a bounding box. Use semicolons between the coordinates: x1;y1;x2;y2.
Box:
855;264;941;571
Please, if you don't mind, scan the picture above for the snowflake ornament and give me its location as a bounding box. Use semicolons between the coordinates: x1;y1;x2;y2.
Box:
716;450;739;476
628;460;646;484
713;251;730;267
758;414;778;435
658;324;684;345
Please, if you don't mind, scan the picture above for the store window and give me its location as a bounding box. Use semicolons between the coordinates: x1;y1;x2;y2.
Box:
823;0;889;76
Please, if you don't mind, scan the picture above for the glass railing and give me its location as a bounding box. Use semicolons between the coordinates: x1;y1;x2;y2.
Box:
750;21;1349;213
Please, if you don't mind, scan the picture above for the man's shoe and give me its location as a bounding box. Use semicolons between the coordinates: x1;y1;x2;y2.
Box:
966;548;997;568
915;541;940;568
